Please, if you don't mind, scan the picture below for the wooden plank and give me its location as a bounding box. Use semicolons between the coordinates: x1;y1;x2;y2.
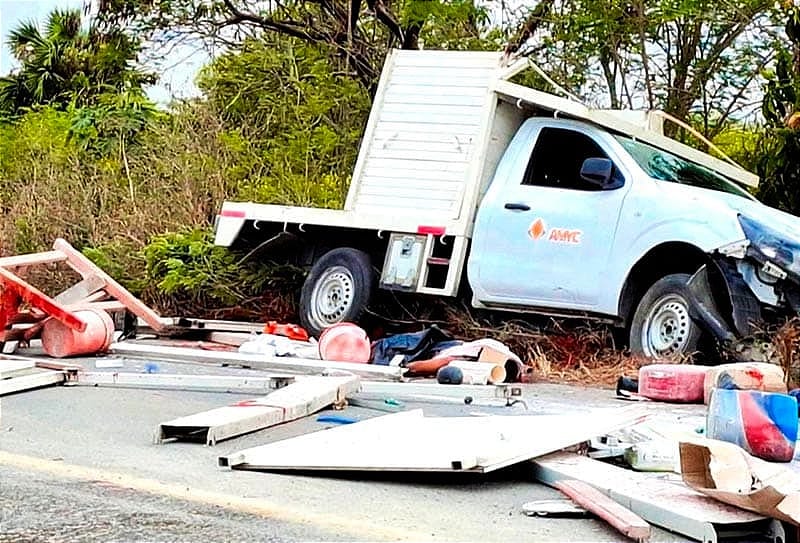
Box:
219;406;647;473
67;301;127;312
156;375;359;445
110;341;405;380
0;359;35;378
532;452;778;543
0;250;67;268
554;480;650;542
206;332;252;347
0;370;64;396
54;275;106;305
53;238;167;332
72;371;295;395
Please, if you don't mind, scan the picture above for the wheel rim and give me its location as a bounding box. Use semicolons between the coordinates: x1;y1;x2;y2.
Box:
309;266;355;329
641;294;692;358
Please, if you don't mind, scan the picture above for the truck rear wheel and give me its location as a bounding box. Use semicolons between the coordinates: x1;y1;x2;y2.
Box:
629;273;702;359
299;248;374;338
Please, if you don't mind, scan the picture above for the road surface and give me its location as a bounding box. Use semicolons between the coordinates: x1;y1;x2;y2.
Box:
0;359;697;542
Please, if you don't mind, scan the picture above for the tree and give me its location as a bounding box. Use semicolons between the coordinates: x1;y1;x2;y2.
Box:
752;3;800;214
0;8;154;115
506;0;780;138
92;0;498;95
195;35;371;207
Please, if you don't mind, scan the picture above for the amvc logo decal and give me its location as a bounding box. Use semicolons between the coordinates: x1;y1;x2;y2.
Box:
528;218;547;240
528;218;582;244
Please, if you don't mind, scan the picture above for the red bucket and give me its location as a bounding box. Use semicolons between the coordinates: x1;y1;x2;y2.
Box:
41;308;115;358
318;323;371;363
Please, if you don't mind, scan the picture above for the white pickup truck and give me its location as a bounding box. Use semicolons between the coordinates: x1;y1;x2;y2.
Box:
214;49;800;359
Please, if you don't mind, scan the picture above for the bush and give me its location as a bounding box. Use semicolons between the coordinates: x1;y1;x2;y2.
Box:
137;228;304;318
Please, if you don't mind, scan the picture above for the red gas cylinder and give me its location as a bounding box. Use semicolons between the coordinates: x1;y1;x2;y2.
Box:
41;308;115;358
638;364;708;403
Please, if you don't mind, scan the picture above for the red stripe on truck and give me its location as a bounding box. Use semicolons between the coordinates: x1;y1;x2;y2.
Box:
219;210;246;218
417;226;446;236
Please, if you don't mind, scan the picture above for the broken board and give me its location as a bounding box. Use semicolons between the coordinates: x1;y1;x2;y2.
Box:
156;375;360;445
0;359;35;378
554;479;651;542
0;370;65;396
532;452;786;543
219;406;647;473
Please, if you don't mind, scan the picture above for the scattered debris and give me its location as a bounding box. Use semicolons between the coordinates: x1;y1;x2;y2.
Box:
637;364;708;403
218;407;646;473
521;499;589;518
681;439;800;525
553;479;651;542
706;389;798;462
1;241;797;542
703;362;786;405
533;452;785;543
0;358;35;378
155;375;359;445
0;367;66;396
623;440;680;472
68;371;296;395
110;341;405;380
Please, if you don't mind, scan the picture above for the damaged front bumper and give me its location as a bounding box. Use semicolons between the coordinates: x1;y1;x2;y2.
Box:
687;241;800;346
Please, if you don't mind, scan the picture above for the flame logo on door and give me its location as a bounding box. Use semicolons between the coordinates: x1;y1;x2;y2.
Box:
528;218;546;240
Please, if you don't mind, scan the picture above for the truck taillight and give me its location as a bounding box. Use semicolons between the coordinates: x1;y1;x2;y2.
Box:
417;225;446;236
219;209;246;218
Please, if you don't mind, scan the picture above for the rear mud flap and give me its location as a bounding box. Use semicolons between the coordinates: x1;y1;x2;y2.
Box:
686;259;761;343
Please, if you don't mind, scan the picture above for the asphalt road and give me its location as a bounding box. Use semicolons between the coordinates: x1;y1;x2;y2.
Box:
0;359;697;542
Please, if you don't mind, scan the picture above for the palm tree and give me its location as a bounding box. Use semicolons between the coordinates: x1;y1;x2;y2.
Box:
0;8;152;115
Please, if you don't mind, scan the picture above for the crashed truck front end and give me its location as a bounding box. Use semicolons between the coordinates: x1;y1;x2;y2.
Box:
689;213;800;349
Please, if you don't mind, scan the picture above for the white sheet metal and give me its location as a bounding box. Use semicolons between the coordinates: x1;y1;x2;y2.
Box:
345;50;501;221
219;406;647;473
156;375;360;445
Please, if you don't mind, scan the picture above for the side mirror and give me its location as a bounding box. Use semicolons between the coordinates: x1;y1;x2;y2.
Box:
580;157;618;189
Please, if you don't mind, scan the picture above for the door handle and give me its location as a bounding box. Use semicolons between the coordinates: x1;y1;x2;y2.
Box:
504;202;531;211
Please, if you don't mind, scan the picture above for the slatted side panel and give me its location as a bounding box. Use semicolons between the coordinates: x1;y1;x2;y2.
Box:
349;51;501;220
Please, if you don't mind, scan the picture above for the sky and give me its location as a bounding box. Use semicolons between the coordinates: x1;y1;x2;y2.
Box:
0;0;205;105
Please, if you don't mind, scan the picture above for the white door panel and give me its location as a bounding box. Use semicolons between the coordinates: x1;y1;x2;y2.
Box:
470;122;631;309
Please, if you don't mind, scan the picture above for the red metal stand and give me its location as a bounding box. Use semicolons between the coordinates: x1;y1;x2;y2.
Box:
0;239;166;348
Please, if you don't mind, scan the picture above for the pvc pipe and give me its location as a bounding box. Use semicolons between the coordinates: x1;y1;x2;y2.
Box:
446;360;506;385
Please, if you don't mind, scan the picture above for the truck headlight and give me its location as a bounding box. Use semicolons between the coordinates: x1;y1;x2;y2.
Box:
738;215;800;277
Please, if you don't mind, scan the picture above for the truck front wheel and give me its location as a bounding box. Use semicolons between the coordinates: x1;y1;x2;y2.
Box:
299;248;374;338
629;273;702;359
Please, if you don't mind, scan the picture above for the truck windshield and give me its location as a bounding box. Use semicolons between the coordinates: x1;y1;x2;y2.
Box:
614;136;756;200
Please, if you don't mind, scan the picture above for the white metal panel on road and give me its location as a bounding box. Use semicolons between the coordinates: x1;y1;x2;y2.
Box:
219;406;646;473
346;50;501;221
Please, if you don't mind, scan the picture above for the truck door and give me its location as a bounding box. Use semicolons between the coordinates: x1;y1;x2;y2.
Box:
469;124;629;309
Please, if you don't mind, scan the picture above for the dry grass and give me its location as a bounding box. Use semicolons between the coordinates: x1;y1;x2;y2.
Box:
761;317;800;388
440;306;647;386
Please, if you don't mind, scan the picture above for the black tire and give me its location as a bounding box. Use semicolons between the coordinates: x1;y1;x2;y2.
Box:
298;247;374;338
629;273;702;359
